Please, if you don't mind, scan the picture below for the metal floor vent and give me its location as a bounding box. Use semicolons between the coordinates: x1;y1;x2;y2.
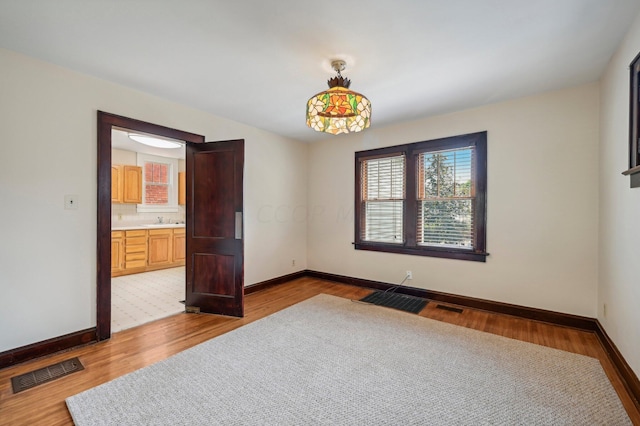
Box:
360;291;428;314
436;304;464;314
11;357;84;394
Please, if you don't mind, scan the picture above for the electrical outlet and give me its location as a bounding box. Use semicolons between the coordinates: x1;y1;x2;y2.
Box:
603;303;607;318
406;270;413;280
292;259;296;267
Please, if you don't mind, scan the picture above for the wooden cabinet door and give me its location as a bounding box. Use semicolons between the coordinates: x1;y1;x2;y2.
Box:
111;231;124;274
173;228;185;263
148;229;172;266
111;165;123;203
122;165;142;204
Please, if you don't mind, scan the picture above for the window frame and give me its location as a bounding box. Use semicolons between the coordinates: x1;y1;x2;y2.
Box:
354;131;488;262
136;153;179;213
624;51;640;187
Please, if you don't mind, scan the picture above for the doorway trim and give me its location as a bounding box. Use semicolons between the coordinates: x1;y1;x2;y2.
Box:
97;111;205;341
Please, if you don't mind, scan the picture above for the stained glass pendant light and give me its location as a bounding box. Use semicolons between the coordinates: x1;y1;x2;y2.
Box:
306;60;371;135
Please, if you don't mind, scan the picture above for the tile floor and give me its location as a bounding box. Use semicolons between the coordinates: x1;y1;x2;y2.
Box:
111;267;185;333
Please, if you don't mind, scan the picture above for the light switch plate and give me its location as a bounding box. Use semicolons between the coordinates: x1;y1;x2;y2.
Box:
65;195;79;210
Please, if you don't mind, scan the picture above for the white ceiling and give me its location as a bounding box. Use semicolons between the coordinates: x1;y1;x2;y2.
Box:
1;0;639;143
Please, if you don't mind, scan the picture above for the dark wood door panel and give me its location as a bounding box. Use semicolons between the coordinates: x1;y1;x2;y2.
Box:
191;253;236;296
193;149;236;239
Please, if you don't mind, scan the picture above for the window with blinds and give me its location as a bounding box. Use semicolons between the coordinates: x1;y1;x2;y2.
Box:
417;147;475;248
360;154;405;243
354;131;487;262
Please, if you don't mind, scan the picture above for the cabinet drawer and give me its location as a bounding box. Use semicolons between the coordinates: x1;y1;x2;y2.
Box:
149;229;172;236
125;259;146;269
125;230;147;238
111;231;124;238
125;244;147;254
125;236;147;246
173;228;185;235
125;252;146;261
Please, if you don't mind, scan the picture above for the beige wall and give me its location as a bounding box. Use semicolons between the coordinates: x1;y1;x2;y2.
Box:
112;148;137;165
308;83;600;317
0;48;308;352
599;13;640;377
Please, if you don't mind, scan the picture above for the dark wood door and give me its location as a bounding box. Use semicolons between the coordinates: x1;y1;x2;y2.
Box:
185;139;244;316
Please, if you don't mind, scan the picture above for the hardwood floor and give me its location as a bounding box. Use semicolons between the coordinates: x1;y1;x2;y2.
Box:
1;277;638;425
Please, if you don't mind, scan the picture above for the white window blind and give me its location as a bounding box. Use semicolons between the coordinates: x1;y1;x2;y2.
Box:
361;154;405;243
417;146;475;249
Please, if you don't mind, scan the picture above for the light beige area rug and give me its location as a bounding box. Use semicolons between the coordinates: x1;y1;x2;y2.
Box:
66;294;631;425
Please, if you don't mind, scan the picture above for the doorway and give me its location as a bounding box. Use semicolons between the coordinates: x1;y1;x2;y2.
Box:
111;128;187;332
97;112;205;341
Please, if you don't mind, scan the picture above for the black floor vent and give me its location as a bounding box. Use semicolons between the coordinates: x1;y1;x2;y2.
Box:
11;357;84;394
436;304;464;314
360;291;428;314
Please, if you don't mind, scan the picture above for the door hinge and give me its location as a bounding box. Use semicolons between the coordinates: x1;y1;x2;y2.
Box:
185;306;200;314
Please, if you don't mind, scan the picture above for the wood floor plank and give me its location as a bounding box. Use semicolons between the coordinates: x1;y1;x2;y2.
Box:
0;277;638;425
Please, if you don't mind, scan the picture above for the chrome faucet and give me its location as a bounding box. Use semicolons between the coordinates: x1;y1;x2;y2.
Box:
157;216;164;224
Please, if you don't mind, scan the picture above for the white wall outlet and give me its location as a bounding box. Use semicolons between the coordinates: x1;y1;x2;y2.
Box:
406;270;413;280
64;195;79;210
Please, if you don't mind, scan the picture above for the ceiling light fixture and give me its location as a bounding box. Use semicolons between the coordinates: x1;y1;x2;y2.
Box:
306;60;371;135
128;133;182;149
